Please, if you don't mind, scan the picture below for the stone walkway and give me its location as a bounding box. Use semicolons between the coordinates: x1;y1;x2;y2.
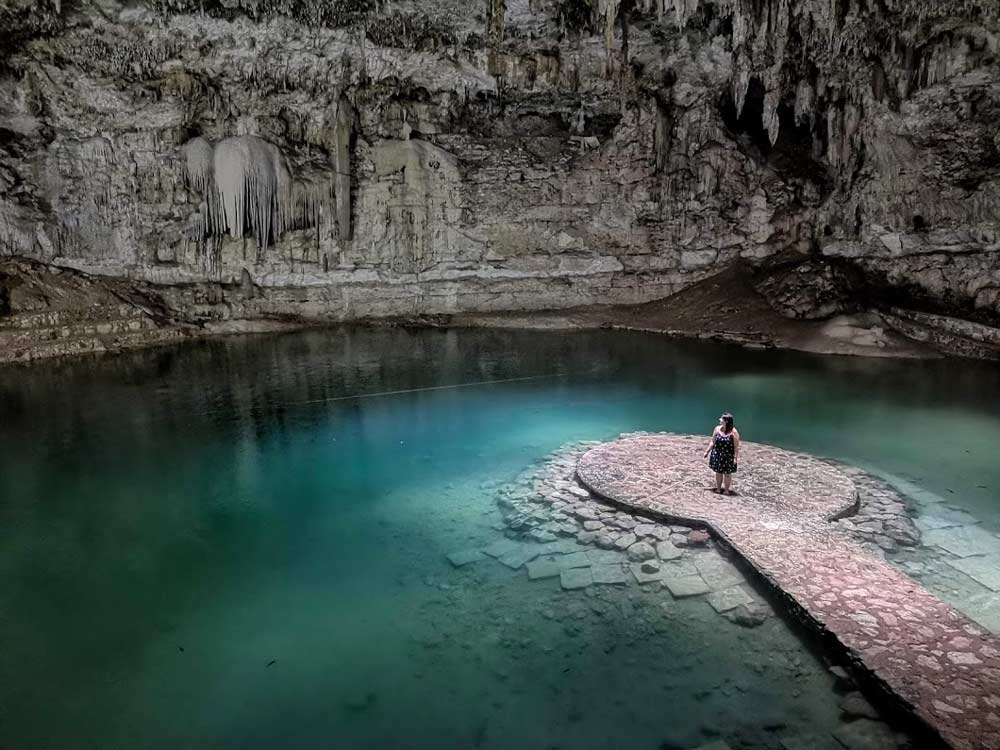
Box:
575;434;1000;750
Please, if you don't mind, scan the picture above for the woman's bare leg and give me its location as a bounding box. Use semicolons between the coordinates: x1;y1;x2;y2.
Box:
723;473;732;492
715;472;723;491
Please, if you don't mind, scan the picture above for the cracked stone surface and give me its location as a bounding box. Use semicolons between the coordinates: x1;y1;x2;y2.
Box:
576;433;1000;750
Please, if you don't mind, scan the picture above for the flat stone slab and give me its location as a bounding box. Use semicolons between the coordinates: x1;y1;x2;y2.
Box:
446;549;485;567
526;556;563;580
915;508;982;531
692;553;745;590
497;545;542;569
560;567;593;590
482;538;522;558
923;525;1000;558
706;585;755;613
576;434;1000;750
662;573;711;598
945;555;1000;592
591;563;628;585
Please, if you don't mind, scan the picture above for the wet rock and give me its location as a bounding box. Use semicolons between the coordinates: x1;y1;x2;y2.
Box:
555;522;581;538
723;603;769;628
576;530;598;545
706;585;755;613
839;692;881;721
640;560;660;574
829;665;853;685
627;541;657;562
526;528;557;543
688;530;711;546
571;506;599;522
582;520;604;531
634;523;657;537
594;532;617;550
650;526;672;542
526;557;563;580
610;516;638;531
614;532;637;550
752;256;859;320
656;541;683;561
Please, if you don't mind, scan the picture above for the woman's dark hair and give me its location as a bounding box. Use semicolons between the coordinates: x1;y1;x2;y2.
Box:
721;413;734;433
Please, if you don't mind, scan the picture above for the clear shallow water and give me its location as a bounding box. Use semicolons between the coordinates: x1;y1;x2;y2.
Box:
1;327;998;749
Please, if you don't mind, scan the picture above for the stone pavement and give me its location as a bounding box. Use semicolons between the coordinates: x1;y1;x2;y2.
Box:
576;434;1000;750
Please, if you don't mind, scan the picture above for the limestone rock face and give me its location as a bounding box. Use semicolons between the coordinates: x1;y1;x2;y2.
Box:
0;0;997;332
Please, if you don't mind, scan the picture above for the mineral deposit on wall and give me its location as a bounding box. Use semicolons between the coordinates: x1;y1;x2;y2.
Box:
0;0;997;332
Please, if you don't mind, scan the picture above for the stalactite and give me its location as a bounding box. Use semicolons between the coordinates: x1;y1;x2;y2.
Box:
330;95;354;242
181;135;331;254
596;0;621;64
487;0;506;50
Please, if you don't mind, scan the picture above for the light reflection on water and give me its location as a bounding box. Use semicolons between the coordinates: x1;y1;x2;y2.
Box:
0;327;997;749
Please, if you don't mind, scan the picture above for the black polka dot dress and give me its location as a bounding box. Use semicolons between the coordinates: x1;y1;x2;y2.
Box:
709;431;738;474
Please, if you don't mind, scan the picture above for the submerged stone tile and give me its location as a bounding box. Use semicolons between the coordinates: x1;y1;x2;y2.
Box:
526;556;563;580
591;563;628;585
630;563;666;585
482;538;522;558
560;567;593;590
662;574;711;598
498;545;542;569
693;554;745;590
446;549;485;567
557;551;593;570
706;585;755;613
915;509;981;531
924;525;1000;558
586;548;625;566
945;556;1000;593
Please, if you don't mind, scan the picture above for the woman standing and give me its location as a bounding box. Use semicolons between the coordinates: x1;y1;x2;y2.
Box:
704;412;740;495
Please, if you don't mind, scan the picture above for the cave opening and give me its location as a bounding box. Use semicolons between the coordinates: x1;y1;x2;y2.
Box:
720;81;827;188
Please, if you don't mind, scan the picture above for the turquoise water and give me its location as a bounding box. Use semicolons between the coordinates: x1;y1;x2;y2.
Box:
1;327;998;749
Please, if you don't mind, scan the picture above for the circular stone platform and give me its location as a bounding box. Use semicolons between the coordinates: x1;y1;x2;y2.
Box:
577;434;1000;750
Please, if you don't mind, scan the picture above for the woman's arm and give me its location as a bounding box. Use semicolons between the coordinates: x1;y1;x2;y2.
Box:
704;427;718;457
733;430;741;461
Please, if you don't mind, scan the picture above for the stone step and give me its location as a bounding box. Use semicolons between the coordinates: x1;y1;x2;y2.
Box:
0;315;159;347
0;322;188;364
0;303;142;330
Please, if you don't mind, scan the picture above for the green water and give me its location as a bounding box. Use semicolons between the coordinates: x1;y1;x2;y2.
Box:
1;328;998;750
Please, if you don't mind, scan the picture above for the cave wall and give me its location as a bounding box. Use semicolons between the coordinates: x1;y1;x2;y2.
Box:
0;0;997;325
